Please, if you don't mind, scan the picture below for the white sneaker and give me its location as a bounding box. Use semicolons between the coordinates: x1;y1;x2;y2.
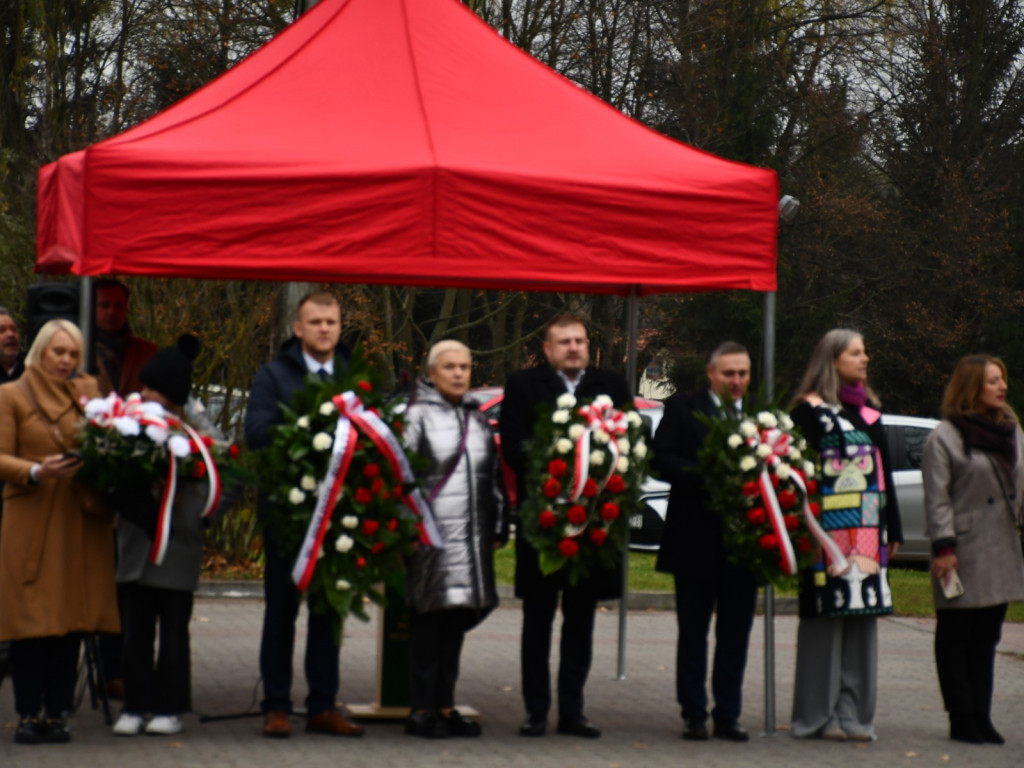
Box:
113;712;145;736
145;715;183;735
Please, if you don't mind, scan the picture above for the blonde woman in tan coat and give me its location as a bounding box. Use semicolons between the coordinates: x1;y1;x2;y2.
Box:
922;355;1024;745
0;319;119;745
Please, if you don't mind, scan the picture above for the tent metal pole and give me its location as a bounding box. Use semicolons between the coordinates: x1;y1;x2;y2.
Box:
617;287;639;680
79;276;94;373
762;290;777;735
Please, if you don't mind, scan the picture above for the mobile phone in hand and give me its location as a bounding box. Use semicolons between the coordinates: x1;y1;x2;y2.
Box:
941;568;965;600
61;450;83;461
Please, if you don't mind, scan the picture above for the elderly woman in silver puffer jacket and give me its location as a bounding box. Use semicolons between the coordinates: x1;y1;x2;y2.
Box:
402;340;508;740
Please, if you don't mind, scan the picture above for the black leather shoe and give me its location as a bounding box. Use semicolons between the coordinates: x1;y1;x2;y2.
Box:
405;711;449;739
682;719;709;741
519;715;546;737
442;709;481;737
713;721;749;742
556;714;601;738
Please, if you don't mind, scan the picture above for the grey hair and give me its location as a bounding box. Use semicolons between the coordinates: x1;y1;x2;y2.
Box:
0;305;13;320
25;319;86;374
793;328;878;407
427;339;471;369
708;341;749;367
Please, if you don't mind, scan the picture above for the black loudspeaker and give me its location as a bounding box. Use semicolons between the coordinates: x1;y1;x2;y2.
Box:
26;283;81;348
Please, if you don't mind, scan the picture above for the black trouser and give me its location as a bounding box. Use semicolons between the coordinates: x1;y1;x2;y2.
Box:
409;609;470;711
121;582;194;715
935;604;1006;721
520;586;597;719
10;634;80;719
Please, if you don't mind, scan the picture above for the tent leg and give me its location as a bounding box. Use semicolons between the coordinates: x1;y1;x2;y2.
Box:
762;290;777;735
617;288;639;681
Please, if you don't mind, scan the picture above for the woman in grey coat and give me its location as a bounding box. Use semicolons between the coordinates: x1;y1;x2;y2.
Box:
922;354;1024;745
402;340;508;739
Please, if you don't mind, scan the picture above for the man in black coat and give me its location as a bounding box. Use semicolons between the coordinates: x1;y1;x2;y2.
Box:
651;341;757;742
244;291;363;740
500;315;631;739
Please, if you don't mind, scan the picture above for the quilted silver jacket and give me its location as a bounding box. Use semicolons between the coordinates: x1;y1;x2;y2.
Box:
403;378;507;616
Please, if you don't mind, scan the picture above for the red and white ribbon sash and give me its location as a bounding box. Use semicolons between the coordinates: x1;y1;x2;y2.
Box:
182;423;221;519
754;427;848;576
291;391;444;592
569;400;629;501
148;454;178;566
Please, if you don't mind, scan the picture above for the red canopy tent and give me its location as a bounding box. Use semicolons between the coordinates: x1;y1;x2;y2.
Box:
36;0;778;294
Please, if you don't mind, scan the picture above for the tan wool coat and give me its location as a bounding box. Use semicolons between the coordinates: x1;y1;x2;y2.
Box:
922;420;1024;610
0;365;120;641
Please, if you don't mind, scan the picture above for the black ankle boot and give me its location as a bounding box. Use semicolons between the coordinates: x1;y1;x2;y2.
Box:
975;716;1004;745
949;713;984;744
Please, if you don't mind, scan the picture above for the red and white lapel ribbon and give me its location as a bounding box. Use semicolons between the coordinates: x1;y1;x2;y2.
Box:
754;427;848;576
569;400;629;501
291;391;444;592
148;423;221;566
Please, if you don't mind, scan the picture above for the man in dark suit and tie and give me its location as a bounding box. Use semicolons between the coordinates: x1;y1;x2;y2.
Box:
500;314;631;739
651;341;757;742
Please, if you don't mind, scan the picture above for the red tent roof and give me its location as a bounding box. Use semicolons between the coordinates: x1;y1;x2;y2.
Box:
36;0;778;296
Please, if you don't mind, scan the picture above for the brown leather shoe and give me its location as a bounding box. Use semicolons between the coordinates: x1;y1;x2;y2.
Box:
263;710;291;739
306;710;365;737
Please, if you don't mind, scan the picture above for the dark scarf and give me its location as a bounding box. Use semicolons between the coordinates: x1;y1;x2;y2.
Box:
838;382;867;409
949;412;1018;478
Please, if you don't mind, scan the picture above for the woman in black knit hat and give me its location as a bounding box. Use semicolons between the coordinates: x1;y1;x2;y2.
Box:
112;334;227;737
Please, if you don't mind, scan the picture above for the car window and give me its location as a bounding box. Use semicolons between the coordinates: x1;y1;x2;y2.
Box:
903;426;931;470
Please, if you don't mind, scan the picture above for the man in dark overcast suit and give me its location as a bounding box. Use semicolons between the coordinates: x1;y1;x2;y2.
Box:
651;341;758;742
500;314;631;739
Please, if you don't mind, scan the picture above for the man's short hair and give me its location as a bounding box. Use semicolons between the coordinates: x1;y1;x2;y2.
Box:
295;290;340;318
0;305;13;321
427;339;471;369
708;341;749;367
544;313;589;340
95;278;129;298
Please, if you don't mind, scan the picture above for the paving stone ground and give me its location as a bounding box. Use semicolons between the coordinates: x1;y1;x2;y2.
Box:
2;594;1022;768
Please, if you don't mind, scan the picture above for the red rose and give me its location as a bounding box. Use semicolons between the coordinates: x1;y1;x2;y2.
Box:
393;421;404;435
394;485;403;498
363;463;381;478
784;514;800;532
770;473;780;488
188;439;200;454
567;505;587;525
741;481;759;497
759;534;778;550
354;487;373;504
590;529;608;546
370;541;385;554
202;434;215;447
548;459;568;478
356;556;367;568
539;510;558;528
191;461;207;479
357;380;373;392
600;502;620;522
796;537;812;553
804;479;818;495
558;539;579;558
371;477;384;494
809;502;821;518
362;520;379;536
606;475;626;494
582;478;598;498
778;489;798;510
543;478;561;498
746;507;766;526
228;443;240;459
387;518;398;532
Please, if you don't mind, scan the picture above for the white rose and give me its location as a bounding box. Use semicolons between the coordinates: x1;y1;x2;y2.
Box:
739;420;757;438
319;401;336;416
804;461;815;476
341;515;359;529
739;456;757;472
788;448;802;463
568;424;585;440
797;438;807;452
593;394;613;408
590;450;605;466
334;534;354;553
300;474;318;491
632;441;647;459
288;488;306;505
592;429;610;445
296;415;310;429
167;434;192;458
727;434;743;449
626;411;642;427
114;417;141;437
556;438;574;454
780;414;795;431
312;432;333;451
552;409;570;424
556;393;577;409
756;443;773;459
144;424;169;444
757;411;778;428
775;463;791;480
335;579;351;591
616;456;630;473
617;437;631;453
84;397;108;420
